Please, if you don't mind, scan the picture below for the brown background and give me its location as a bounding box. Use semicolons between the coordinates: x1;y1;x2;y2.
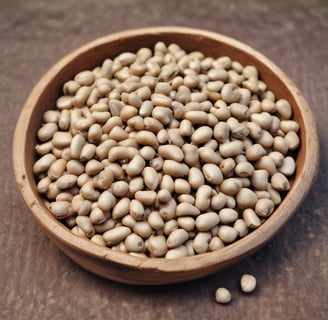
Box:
1;0;327;319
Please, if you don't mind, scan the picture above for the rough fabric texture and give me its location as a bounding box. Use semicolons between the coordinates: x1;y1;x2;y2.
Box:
1;0;327;319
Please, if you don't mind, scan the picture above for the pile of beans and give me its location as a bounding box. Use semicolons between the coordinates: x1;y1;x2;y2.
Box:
33;42;300;259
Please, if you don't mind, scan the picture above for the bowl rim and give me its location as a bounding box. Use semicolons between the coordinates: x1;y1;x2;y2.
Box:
13;26;319;276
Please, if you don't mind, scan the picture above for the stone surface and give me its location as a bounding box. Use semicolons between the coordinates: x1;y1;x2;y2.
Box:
1;0;327;319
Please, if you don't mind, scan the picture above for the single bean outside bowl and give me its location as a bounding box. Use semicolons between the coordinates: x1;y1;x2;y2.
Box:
13;27;319;285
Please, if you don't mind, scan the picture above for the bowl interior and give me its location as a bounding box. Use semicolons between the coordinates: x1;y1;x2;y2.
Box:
14;27;319;285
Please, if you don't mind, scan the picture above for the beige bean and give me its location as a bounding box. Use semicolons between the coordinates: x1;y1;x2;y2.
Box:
71;226;86;238
85;159;103;176
211;193;227;210
246;122;263;139
245;144;266;161
47;159;66;180
103;226;131;246
255;198;275;217
219;208;238;224
256;130;274;149
159;199;177;221
70;134;86;159
33;154;57;175
271;172;290;191
148;211;165;230
219;140;244;158
255;155;277;175
184;111;208;125
97;190;116;212
75;215;95;238
233;219;248;237
94;218;115;233
191;126;213;144
133;221;153;238
90;235;106;247
37;123;58;142
219;178;242;195
142;166;160;190
37;176;52;194
236;188;258;209
135;130;159;148
158;145;184;162
73;86;92;108
240;274;257;293
268;151;285;167
108;146;138;162
250;112;273;129
202;164;223;185
188;167;205;190
219;158;235;176
199;147;221;164
56;174;77;189
80;143;96;161
58;110;70;131
251;170;269;191
165;245;188;259
182;144;199;167
192;232;211;254
148;235;168;257
75;70;95;86
35;141;53;156
135;190;157;205
124;233;145;253
273;136;289;155
235;161;254;177
176;202;200;217
209;237;225;251
157;189;172;203
221;83;240;103
242;208;261;228
163;160;189;178
125;155;146;177
276;99;292;120
49;201;72;219
218;225;238;243
80;181;100;201
112;197;130;220
111;181;129;197
230;103;250;121
196;212;220;231
63;80;81;96
167;229;189;248
160;174;175;193
285;131;300;150
195;185;213;211
128;177;144;195
278;156;296;176
94;167;114;190
177;217;195;232
179;119;193;137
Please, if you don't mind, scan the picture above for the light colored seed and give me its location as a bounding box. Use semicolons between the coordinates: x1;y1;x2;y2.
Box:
94;219;115;233
219;140;244;158
276;99;292;119
215;287;232;304
163;160;189;178
133;221;153;238
191;126;213;144
80;181;100;201
94;167;114;190
111;181;129;197
174;179;191;194
157;189;172;203
195;185;213;211
245;144;266;161
255;156;277;175
268;151;285;167
121;215;137;228
285;131;300;151
148;235;168;257
240;274;257;293
49;201;71;219
202;164;223;185
243;208;261;228
97;191;116;212
90;234;106;247
278;156;296;176
165;245;188;259
135;190;157;205
167;128;184;147
182;144;200;167
159;198;177;221
219;208;238;224
233;219;248;237
158;144;184;162
273;136;289;155
148;211;165;230
76;216;95;238
33;154;57;174
47;159;66;180
271;172;291;191
167;228;189;248
85;159;104;176
112;197;131;220
73;86;92;108
176;202;200;217
235;161;254;177
209;236;225;251
199;147;221;164
192;232;211;254
56;174;77;189
125;155;146;177
35;141;53;156
142;166;160;190
236;188;258;209
255;198;275;217
230;103;250;121
211;193;227;210
160;174;175;192
37;123;58;142
196;212;220;231
251;170;269;191
177;217;195;232
184;111;208;124
103;226;131;246
218;225;238;243
221;83;240;103
124;233;145;253
247;122;263;139
256;130;274;149
80;143;96;161
135;130;159;148
75;70;95;86
220;178;242;196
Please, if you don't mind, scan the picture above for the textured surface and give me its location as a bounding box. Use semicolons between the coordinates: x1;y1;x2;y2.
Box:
1;0;327;319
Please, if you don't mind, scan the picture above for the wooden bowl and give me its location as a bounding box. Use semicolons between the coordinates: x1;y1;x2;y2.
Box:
13;27;319;285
